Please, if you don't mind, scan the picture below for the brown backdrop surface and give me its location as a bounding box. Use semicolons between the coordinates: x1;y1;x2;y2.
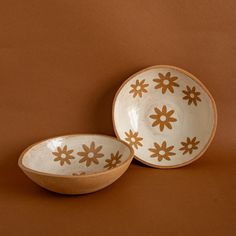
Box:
0;0;236;235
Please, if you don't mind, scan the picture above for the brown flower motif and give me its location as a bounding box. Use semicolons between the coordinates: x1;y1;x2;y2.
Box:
149;141;175;161
182;86;201;106
125;130;143;149
179;137;200;155
52;145;75;166
104;151;122;170
77;142;104;167
149;105;177;131
153;72;179;94
129;79;149;98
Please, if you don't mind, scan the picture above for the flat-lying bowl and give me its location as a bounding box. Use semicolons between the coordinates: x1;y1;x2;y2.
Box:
18;134;134;194
113;65;217;168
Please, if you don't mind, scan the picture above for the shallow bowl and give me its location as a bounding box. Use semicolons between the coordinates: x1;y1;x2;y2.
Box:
18;134;134;194
113;65;217;168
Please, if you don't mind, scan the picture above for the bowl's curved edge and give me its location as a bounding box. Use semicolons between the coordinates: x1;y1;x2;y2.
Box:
18;134;134;178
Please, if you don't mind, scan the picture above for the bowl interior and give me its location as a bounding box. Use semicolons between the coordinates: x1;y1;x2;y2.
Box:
113;66;217;168
21;135;132;176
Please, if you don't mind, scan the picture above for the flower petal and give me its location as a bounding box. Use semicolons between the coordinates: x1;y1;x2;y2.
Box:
164;156;171;161
96;153;104;158
90;142;95;151
168;152;176;156
154;83;162;89
162;105;167;113
167;110;174;117
77;152;86;157
162;86;168;94
166;145;174;152
94;145;103;153
79;157;88;163
168;117;177;122
162;141;167;148
154;142;161;149
82;144;90;152
52;152;60;157
168;86;174;93
159;123;165;131
67;149;73;154
166;72;171;78
62;145;67;152
152;120;160;127
165;122;172;129
92;158;99;164
158;73;165;79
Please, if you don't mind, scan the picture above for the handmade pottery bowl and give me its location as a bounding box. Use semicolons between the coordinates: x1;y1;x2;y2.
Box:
18;134;134;194
113;65;217;168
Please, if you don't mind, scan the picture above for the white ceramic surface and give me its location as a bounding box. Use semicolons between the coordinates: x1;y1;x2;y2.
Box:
18;134;134;194
113;65;217;168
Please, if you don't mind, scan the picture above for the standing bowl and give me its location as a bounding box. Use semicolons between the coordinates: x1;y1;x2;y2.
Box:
18;134;134;194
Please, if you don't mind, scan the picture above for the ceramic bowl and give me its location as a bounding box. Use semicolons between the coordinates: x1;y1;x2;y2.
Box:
18;134;134;194
113;65;217;168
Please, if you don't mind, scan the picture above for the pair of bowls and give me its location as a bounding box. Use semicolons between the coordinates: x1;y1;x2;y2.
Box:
18;65;217;194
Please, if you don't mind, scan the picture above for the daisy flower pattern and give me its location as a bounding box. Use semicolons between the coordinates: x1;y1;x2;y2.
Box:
129;79;149;98
182;86;201;106
104;151;122;170
149;105;177;131
179;137;200;155
77;142;104;167
153;72;179;94
149;141;175;161
124;130;143;149
52;145;75;166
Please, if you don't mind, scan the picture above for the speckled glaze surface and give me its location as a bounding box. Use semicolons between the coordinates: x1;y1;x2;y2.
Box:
113;65;217;168
18;134;134;194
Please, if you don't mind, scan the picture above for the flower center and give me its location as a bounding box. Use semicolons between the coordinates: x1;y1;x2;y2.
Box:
130;137;136;143
159;150;166;156
160;115;167;122
111;159;117;165
190;93;195;98
87;152;94;158
187;144;192;149
163;79;169;85
136;85;141;90
61;153;67;159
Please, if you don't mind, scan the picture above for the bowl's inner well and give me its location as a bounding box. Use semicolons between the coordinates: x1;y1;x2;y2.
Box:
113;67;216;167
21;135;131;176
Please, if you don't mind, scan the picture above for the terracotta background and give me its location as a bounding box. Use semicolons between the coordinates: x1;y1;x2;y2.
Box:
0;0;235;235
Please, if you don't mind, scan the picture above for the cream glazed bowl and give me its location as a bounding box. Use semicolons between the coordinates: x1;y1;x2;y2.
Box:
18;134;134;194
113;65;217;168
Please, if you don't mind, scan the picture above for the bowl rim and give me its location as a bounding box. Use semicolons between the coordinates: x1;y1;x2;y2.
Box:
18;134;134;178
112;65;218;168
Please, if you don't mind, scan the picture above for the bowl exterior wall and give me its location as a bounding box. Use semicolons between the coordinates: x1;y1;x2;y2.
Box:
21;157;132;194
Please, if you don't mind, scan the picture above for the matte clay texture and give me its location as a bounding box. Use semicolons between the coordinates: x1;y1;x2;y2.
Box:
113;65;217;168
0;1;235;236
